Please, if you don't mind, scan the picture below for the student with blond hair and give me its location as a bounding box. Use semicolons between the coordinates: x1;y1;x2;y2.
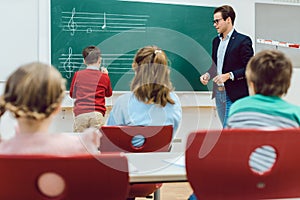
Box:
106;45;182;200
0;62;99;155
106;45;182;144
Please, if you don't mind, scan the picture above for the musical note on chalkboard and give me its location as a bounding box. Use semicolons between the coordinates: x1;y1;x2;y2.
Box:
61;8;149;35
67;8;78;36
102;12;106;29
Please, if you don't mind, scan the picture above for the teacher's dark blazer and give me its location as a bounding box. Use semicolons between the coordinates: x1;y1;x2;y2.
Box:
207;29;254;102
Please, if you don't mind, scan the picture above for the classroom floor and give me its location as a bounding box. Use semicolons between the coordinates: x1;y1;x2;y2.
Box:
136;182;193;200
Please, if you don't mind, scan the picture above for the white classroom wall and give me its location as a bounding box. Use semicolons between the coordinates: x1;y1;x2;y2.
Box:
1;0;300;151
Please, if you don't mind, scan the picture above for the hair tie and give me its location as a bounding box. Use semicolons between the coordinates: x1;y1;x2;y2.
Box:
154;50;162;54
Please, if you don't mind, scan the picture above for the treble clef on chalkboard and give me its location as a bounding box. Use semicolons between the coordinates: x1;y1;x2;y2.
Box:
68;8;77;36
63;47;74;79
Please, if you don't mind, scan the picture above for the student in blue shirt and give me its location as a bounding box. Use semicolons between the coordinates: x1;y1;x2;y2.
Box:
106;45;182;146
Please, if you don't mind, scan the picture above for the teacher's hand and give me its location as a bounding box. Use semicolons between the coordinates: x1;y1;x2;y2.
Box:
213;73;230;84
200;72;210;85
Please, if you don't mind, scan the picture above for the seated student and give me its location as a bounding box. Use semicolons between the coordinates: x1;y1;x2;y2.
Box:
227;49;300;174
0;62;100;155
227;49;300;128
106;45;182;145
70;45;112;132
188;50;300;200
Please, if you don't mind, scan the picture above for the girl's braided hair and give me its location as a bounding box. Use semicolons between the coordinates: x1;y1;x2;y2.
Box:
0;62;66;120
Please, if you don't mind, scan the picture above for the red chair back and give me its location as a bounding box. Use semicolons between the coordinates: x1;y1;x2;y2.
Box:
100;125;173;152
100;125;173;199
185;129;300;200
0;154;129;200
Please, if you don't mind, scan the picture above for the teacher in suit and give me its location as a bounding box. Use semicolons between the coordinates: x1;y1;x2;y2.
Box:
199;5;254;127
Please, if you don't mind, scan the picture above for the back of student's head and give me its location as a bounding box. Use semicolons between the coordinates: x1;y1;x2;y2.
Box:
0;62;66;120
82;46;101;65
131;45;174;107
246;49;292;96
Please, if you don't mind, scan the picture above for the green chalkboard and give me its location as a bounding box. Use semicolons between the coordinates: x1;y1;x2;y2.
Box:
51;0;215;91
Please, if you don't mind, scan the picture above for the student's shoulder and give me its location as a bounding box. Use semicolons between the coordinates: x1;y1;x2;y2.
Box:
114;92;133;103
234;95;253;104
73;69;87;76
169;91;178;98
170;92;181;103
0;139;11;152
76;68;99;74
101;73;112;80
287;102;300;113
230;95;255;111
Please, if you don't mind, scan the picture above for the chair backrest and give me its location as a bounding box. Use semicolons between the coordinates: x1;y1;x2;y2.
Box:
0;154;129;200
185;128;300;200
99;125;173;152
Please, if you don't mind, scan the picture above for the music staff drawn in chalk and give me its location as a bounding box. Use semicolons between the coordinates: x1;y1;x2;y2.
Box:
61;8;149;35
58;48;135;79
102;53;135;74
67;8;78;36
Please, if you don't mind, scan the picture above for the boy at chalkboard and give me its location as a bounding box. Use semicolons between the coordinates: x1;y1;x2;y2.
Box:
69;46;112;132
